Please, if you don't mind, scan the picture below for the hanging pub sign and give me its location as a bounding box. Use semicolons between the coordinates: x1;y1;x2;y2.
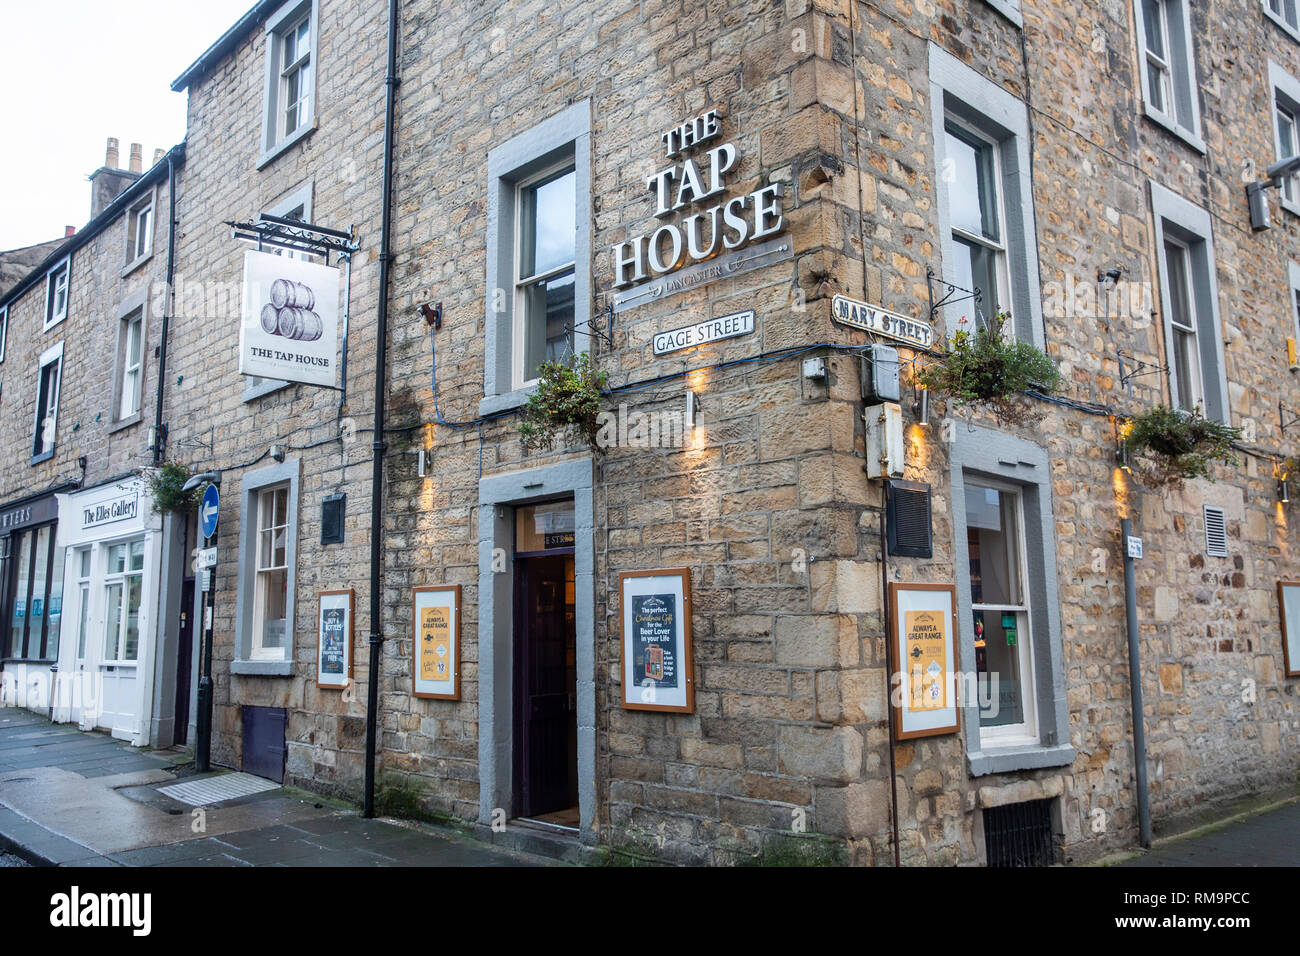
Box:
887;583;960;740
611;109;791;313
413;585;461;700
316;589;354;690
831;294;934;350
1277;581;1300;677
239;249;340;388
619;568;694;713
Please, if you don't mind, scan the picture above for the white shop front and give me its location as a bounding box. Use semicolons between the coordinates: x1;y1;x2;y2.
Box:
51;476;163;744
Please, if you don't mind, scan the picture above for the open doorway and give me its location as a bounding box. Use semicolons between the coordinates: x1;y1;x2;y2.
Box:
512;501;578;827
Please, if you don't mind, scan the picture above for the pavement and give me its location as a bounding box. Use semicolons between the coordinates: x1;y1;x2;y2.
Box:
0;707;554;867
1114;798;1300;867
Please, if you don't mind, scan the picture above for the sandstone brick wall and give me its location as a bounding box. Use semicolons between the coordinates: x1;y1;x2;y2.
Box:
167;0;389;793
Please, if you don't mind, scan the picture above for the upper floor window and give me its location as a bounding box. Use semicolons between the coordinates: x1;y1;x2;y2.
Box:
1265;0;1300;41
44;257;69;331
117;308;144;421
261;1;318;165
32;341;63;463
944;121;1008;329
1270;61;1300;216
514;165;577;388
1163;237;1202;412
1134;0;1203;149
125;195;153;267
0;305;7;364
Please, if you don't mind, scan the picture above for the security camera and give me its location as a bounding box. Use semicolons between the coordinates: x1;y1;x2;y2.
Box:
181;470;222;493
1267;154;1300;183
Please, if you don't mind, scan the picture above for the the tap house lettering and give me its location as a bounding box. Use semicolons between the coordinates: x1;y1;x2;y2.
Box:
611;110;786;300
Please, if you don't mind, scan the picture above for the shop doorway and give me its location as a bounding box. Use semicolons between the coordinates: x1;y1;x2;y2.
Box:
512;502;578;827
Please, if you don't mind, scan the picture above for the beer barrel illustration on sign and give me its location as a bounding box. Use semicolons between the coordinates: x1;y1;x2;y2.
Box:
259;278;324;342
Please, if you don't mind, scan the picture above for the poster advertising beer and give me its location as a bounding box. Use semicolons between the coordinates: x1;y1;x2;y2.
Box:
619;568;694;713
887;583;959;739
316;589;353;690
238;249;340;388
413;585;460;700
1277;581;1300;677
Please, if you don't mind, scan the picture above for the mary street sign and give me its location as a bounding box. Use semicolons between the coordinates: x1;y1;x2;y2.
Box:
653;309;755;355
831;294;933;349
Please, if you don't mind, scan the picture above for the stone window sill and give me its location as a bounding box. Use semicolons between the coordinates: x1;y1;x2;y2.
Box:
230;660;294;677
968;742;1075;777
121;252;153;281
1142;106;1206;155
478;384;538;418
256;122;317;171
107;412;142;436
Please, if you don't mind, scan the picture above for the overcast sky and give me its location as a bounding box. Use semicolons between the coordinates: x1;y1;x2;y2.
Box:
0;0;255;250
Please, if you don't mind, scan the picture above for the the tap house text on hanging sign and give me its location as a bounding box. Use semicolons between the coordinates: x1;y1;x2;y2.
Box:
611;110;792;313
238;250;341;389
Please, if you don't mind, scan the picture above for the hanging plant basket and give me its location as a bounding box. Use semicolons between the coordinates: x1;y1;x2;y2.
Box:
142;461;201;515
915;311;1061;425
1121;405;1240;488
518;351;608;452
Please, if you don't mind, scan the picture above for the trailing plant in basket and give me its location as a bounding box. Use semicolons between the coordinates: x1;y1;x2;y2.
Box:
143;460;200;515
518;352;608;452
1121;405;1240;488
916;311;1060;424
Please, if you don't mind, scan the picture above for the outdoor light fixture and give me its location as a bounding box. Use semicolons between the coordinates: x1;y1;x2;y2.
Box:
417;448;428;478
686;391;700;430
181;470;222;493
1246;154;1300;230
270;444;286;463
913;385;930;427
1278;463;1290;504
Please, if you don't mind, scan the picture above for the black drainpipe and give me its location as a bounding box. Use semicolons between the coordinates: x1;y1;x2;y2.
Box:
364;0;400;819
153;148;180;465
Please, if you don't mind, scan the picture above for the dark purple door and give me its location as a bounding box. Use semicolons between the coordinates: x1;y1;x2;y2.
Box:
242;706;287;783
173;579;194;745
513;553;577;818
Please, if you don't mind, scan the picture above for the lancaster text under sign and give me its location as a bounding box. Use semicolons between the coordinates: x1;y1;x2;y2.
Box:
831;294;933;349
653;309;755;355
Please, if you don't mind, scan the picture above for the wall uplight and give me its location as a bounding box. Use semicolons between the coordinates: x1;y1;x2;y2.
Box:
686;391;700;430
912;385;930;427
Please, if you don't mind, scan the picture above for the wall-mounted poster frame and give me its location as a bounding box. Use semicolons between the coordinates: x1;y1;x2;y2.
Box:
413;585;461;700
619;568;694;713
316;589;354;690
1277;581;1300;678
887;582;960;740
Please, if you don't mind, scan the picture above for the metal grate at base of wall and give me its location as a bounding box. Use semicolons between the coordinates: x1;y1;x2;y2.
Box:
156;772;281;807
983;797;1057;867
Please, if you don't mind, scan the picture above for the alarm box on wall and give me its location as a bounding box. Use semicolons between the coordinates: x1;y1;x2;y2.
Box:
886;479;932;558
860;344;901;403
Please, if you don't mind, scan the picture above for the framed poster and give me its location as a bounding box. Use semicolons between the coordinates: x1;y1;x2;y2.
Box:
1277;581;1300;677
619;568;694;713
316;589;354;689
887;583;960;740
413;585;461;700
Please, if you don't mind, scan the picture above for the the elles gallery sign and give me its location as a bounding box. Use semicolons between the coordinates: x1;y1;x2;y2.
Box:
611;109;791;313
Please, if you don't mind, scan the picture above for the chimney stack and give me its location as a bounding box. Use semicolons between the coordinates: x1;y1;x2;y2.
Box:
89;136;143;219
152;148;165;167
128;143;142;174
105;137;120;169
65;226;75;238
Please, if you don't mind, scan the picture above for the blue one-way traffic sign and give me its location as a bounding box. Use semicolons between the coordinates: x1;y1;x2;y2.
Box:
200;484;220;539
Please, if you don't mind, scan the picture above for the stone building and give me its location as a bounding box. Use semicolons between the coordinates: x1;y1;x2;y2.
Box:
1;0;1297;867
0;138;187;747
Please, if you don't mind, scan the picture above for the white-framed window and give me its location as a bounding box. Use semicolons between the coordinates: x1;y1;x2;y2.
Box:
1163;237;1203;412
0;304;7;363
1150;181;1229;423
966;480;1038;744
1265;0;1300;41
944;118;1009;329
43;257;69;331
1270;61;1300;216
32;341;63;462
1134;0;1203;148
125;192;154;267
251;486;290;661
73;547;92;664
244;182;313;402
512;162;577;389
234;458;299;675
260;0;318;165
117;308;144;421
102;539;144;664
482;101;592;415
930;44;1046;347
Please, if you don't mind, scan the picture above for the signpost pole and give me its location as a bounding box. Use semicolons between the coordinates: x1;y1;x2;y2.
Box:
195;483;220;773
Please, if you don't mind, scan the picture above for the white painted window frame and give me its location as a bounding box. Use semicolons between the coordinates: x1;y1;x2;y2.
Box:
233;457;299;676
1270;61;1300;217
101;537;145;665
124;187;156;274
944;115;1012;329
511;160;578;391
1265;0;1300;42
0;304;7;364
43;256;70;332
258;0;319;169
31;340;63;463
1133;0;1205;152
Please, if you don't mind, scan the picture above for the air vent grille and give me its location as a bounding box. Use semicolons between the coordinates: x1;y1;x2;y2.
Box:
887;480;932;558
984;798;1056;867
1204;505;1228;557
